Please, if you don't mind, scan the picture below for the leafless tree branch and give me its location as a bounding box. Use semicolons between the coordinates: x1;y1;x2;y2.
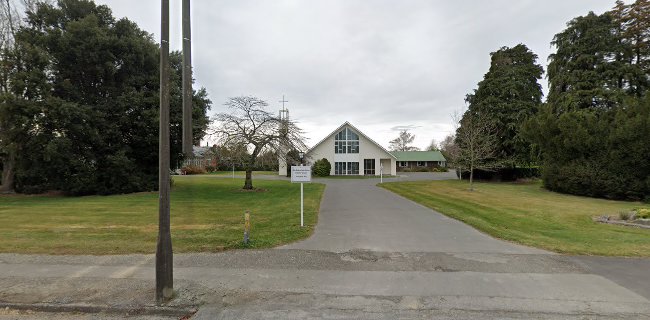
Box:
454;109;500;190
210;96;307;189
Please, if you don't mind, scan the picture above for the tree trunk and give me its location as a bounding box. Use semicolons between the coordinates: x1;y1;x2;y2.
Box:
244;168;253;189
0;152;15;193
244;149;259;190
469;163;474;191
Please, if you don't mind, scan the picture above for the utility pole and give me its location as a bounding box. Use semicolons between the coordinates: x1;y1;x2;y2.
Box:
156;0;173;304
182;0;193;156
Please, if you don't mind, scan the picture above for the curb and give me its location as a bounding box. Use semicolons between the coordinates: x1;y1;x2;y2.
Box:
0;302;197;318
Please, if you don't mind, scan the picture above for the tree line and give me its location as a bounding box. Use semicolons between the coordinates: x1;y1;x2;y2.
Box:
448;0;649;200
0;0;211;195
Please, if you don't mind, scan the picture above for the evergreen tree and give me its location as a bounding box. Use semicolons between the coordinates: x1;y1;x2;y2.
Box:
464;44;543;166
547;12;637;111
611;0;650;95
1;0;211;195
526;4;650;200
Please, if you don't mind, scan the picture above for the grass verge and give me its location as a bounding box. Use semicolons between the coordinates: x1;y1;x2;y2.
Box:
380;180;650;256
0;176;325;254
208;170;277;176
319;175;397;179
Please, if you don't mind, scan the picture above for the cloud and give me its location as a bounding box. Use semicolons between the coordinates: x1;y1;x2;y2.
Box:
96;0;617;150
390;125;422;132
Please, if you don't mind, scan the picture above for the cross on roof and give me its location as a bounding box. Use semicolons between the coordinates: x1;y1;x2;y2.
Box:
279;95;288;111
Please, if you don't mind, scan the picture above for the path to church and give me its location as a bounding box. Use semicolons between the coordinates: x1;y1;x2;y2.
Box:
1;172;649;319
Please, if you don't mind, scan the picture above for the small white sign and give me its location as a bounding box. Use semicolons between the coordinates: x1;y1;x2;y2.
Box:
291;166;312;183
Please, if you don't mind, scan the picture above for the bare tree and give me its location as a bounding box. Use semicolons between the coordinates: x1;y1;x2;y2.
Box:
212;96;306;190
0;0;51;49
439;134;459;165
454;110;498;191
389;130;419;151
0;0;48;193
0;0;22;193
425;138;439;151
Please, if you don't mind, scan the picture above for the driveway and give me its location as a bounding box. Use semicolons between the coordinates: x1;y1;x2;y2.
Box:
282;173;545;253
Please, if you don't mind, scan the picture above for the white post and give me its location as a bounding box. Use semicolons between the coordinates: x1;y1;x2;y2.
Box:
380;163;383;183
300;182;304;227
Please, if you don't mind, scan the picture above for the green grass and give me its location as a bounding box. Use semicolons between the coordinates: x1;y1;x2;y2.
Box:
208;170;278;176
381;180;650;257
320;175;378;179
0;176;325;255
319;175;397;179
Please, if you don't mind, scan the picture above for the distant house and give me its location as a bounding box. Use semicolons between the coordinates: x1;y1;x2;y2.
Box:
182;145;217;169
279;122;397;176
391;151;446;172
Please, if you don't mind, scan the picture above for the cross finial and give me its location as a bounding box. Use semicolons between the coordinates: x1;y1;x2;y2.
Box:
279;95;288;111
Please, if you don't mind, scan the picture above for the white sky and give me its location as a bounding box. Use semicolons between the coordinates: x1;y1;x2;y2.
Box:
95;0;618;150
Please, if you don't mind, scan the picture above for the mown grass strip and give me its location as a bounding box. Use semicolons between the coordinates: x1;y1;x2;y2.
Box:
381;180;650;256
0;176;325;255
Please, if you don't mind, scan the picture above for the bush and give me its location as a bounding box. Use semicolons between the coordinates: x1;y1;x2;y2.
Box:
635;208;650;219
312;158;331;177
432;167;448;172
527;95;650;201
182;165;207;175
205;165;216;173
619;211;635;220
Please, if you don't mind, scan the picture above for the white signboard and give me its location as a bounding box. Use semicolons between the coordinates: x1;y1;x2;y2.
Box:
291;166;312;183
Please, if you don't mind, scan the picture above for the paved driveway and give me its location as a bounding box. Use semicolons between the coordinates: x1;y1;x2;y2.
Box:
282;173;545;254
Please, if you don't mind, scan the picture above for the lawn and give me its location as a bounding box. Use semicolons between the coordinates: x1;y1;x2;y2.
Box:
0;176;325;255
381;180;650;257
209;170;277;176
319;175;396;179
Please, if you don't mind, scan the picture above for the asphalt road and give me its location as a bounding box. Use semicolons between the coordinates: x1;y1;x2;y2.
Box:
1;172;649;319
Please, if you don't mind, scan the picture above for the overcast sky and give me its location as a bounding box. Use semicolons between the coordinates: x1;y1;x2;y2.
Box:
95;0;617;150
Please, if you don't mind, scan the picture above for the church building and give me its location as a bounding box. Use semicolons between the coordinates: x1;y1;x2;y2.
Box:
280;122;397;176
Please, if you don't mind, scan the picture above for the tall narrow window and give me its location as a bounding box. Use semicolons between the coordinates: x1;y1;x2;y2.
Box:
335;162;346;175
347;162;359;175
364;159;375;175
334;127;359;154
334;162;359;175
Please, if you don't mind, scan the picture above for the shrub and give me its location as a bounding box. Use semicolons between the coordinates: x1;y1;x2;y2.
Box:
182;165;207;175
205;165;216;173
312;158;331;177
619;211;635;221
634;208;650;219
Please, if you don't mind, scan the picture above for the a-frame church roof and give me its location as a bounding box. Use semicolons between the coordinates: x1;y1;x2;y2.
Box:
306;121;397;159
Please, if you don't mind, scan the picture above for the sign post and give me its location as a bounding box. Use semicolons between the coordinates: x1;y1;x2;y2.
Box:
291;165;311;227
380;164;384;183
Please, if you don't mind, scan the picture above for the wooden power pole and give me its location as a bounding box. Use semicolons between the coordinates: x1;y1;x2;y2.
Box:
156;0;173;304
182;0;193;155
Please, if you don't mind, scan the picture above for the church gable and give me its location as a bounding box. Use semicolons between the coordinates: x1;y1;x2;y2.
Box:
304;122;397;176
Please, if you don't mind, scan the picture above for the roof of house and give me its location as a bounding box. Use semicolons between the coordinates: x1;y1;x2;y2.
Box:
192;145;210;157
391;151;447;162
306;121;397;159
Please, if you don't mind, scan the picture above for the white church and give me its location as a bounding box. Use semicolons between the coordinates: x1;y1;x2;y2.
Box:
279;121;397;176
